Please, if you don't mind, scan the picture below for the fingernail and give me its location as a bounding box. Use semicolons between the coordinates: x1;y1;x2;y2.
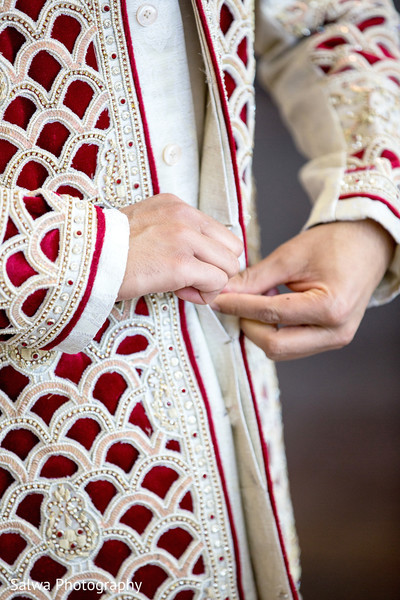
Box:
265;287;280;297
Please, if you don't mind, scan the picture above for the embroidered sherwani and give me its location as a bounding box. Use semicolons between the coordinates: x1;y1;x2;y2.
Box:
1;1;400;599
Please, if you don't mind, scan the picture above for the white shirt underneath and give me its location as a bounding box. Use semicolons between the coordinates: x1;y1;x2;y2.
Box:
125;0;203;207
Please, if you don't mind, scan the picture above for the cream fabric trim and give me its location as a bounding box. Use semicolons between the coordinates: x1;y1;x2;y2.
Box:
54;208;129;353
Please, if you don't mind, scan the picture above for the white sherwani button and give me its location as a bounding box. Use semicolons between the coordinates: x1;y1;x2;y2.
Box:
163;143;182;165
136;4;157;27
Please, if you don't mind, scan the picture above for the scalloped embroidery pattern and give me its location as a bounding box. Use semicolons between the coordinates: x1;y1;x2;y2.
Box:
0;2;241;598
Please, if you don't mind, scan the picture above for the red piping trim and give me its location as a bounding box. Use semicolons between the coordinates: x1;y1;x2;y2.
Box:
111;7;246;594
240;334;300;600
44;206;105;350
120;0;160;195
179;299;246;600
194;1;248;263
339;193;400;219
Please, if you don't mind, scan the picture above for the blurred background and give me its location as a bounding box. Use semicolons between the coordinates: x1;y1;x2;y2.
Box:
253;81;400;600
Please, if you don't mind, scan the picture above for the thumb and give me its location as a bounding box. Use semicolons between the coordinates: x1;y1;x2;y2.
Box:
224;250;288;295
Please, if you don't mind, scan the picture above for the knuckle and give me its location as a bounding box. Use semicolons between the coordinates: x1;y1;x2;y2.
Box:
323;297;350;328
161;192;181;204
230;234;244;257
213;271;229;291
172;223;192;245
264;336;284;361
259;305;280;324
174;250;192;276
334;325;355;349
226;255;240;278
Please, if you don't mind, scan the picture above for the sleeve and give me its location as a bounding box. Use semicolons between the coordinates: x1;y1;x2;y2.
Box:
255;0;400;305
0;188;129;354
0;5;130;355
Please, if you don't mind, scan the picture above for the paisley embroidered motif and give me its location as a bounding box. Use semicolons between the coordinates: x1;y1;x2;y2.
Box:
44;483;100;561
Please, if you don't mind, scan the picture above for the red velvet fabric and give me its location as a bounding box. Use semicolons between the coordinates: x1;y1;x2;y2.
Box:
93;318;110;343
0;533;27;565
317;36;347;49
28;50;62;91
120;504;153;534
237;37;248;66
95;109;110;130
355;49;381;64
22;194;51;219
94;539;131;577
15;0;46;22
71;143;99;178
92;371;128;415
51;15;81;53
0;308;10;327
40;455;78;478
381;149;400;169
141;466;179;499
55;352;92;385
179;491;193;512
4;217;19;241
37;122;70;157
132;565;168;600
134;296;149;316
22;288;47;317
173;592;195;600
0;140;18;173
116;334;149;355
40;228;60;262
220;4;234;35
56;184;84;199
1;427;40;460
6;251;38;286
17;161;49;189
66;418;101;450
4;96;36;128
377;42;396;59
128;401;154;437
85;479;117;514
0;26;25;64
165;439;181;452
15;493;44;528
30;555;67;589
223;71;236;99
358;16;385;31
106;441;139;473
157;527;193;559
192;555;205;575
64;80;95;118
0;365;29;401
85;41;99;71
0;467;15;500
66;589;103;600
31;393;69;425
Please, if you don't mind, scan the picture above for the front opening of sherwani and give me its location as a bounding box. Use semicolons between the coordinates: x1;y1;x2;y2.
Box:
1;1;400;599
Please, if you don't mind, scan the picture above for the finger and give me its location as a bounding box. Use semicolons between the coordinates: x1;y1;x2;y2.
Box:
213;290;330;326
241;319;352;361
200;217;243;257
175;287;222;305
223;245;303;295
190;231;240;279
184;258;229;296
175;287;206;304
